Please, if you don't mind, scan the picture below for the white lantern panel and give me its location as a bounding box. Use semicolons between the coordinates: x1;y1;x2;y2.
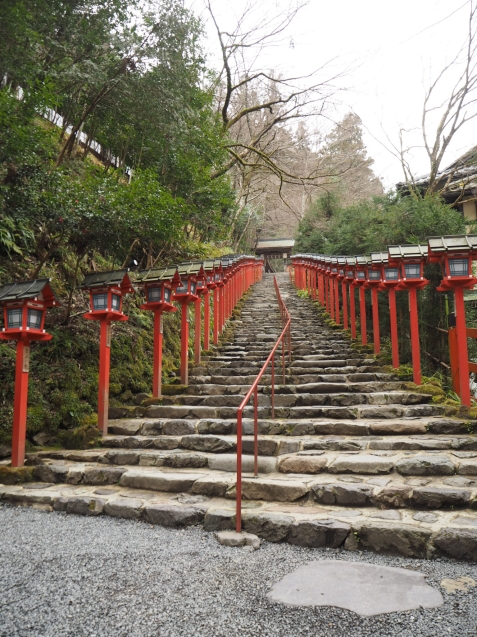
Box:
27;309;42;329
93;293;108;310
7;308;22;328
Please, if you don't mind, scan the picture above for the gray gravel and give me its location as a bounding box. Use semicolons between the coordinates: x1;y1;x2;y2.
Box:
1;504;476;637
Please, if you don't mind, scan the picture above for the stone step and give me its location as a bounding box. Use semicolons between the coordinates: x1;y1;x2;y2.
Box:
112;401;450;421
155;390;431;410
105;416;472;438
187;373;398;386
8;466;477;524
31;443;477;479
180;380;404;396
5;479;477;560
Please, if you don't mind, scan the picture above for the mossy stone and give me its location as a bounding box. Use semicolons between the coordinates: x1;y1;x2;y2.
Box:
0;466;34;485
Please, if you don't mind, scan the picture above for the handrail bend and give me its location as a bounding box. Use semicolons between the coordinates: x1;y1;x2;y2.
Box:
235;275;291;532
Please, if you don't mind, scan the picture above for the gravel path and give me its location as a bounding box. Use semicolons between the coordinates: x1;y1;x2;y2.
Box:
1;504;476;637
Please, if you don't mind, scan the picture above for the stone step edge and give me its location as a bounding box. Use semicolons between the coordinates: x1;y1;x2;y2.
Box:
0;488;475;561
18;459;477;506
104;417;474;437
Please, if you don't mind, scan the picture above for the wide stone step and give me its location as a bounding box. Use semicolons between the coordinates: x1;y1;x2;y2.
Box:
101;434;477;455
149;391;432;411
4;481;477;559
31;442;477;479
188;373;398;386
104;416;472;438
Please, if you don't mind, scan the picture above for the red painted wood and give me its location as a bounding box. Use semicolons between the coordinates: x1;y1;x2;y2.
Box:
408;288;421;385
342;281;348;330
454;287;471;406
204;290;210;351
359;286;367;345
11;340;29;467
152;310;163;398
350;285;357;339
98;320;111;436
371;287;380;354
194;297;202;365
388;288;400;368
180;303;189;385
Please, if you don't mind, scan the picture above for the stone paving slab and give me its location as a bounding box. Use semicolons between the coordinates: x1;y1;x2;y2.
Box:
267;560;443;615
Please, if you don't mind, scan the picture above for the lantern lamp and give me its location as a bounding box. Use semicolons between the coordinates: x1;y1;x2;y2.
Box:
134;266;181;399
0;279;60;467
388;245;429;385
82;270;134;320
0;279;59;340
345;257;356;280
370;251;400;369
172;262;201;386
428;234;477;284
428;235;477;406
366;254;387;355
81;270;134;435
354;256;369;283
389;244;428;283
136;266;180;311
337;256;346;279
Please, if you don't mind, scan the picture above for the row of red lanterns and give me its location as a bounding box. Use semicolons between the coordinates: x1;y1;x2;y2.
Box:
0;255;264;467
292;234;477;407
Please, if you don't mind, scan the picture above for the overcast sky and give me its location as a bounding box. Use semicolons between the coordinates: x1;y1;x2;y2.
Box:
188;0;476;190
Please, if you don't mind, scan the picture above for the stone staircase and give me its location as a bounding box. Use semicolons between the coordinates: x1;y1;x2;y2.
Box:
3;273;477;561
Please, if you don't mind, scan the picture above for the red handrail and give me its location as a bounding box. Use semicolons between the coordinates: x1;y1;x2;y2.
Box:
235;275;292;532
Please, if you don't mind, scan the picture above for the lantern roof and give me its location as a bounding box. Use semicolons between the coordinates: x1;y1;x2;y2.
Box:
135;266;181;285
203;259;215;272
355;255;371;266
176;262;202;277
337;256;347;266
81;269;133;291
346;257;356;266
179;261;205;275
370;252;389;265
428;234;477;254
0;278;60;306
388;244;428;260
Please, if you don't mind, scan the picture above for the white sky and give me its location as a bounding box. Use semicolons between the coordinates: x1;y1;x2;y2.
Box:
187;0;476;190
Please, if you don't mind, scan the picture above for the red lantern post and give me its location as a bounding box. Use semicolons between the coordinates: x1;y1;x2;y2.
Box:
365;260;383;354
0;279;60;466
173;264;200;386
391;244;429;385
337;257;348;329
354;256;369;345
202;259;217;351
318;256;325;306
377;252;401;369
192;263;207;365
428;235;477;406
136;266;181;398
345;258;357;338
212;260;223;345
82;270;134;435
330;257;340;324
324;257;332;317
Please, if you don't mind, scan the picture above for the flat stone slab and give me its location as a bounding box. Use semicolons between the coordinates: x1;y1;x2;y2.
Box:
267;560;443;616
